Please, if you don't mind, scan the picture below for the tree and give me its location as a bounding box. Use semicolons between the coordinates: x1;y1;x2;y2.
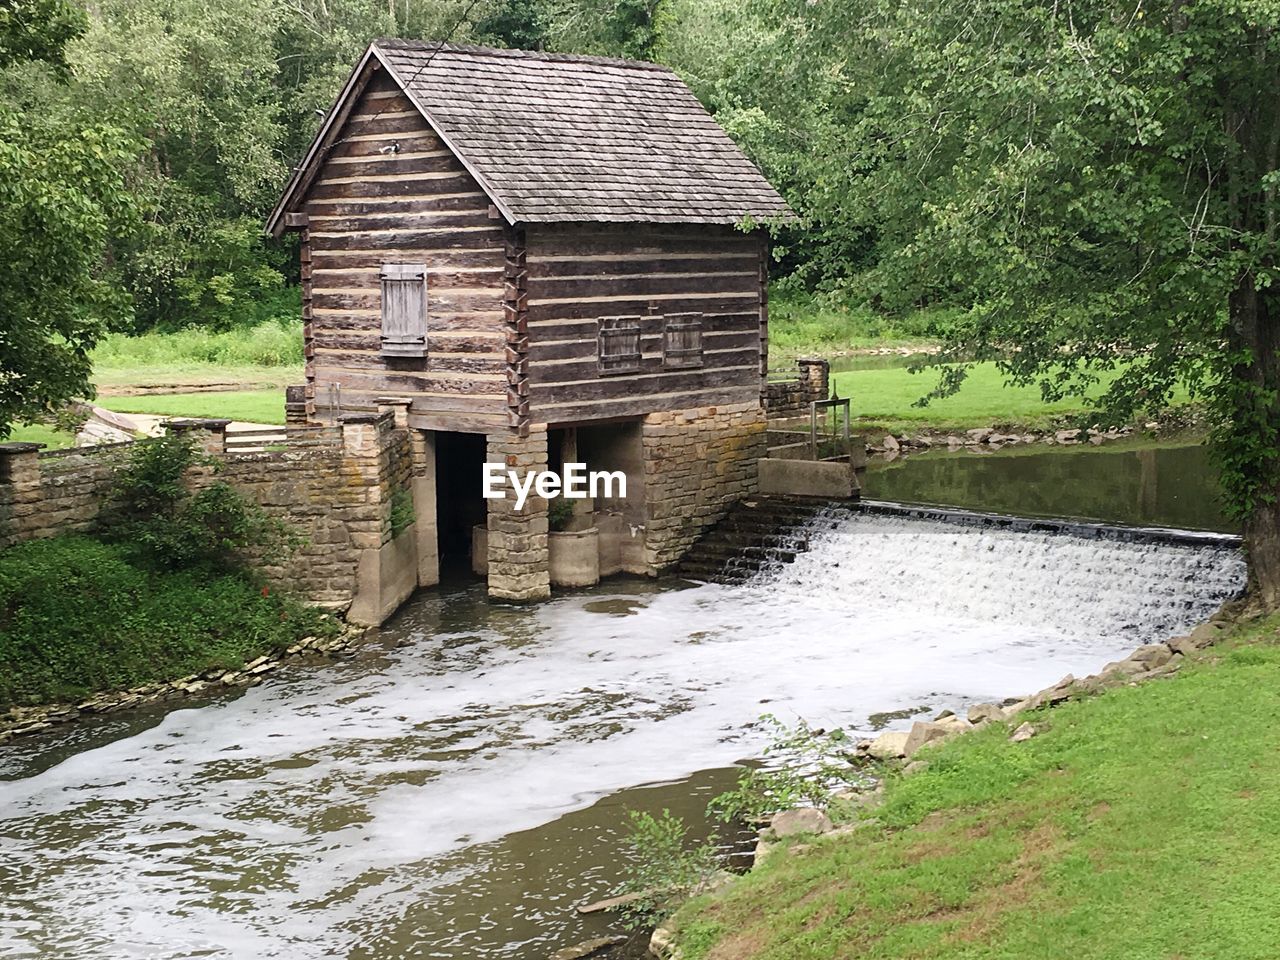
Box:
0;0;138;437
766;0;1280;603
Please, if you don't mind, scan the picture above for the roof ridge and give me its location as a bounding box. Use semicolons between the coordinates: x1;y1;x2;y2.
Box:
372;38;676;73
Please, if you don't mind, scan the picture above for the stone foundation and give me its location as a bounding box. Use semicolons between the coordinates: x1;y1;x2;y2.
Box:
485;427;551;602
640;400;767;571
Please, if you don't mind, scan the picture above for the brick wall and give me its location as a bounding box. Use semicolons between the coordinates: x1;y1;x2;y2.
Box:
641;400;768;571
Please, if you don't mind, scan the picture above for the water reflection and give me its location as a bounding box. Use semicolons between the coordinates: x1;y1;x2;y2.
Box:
865;441;1233;533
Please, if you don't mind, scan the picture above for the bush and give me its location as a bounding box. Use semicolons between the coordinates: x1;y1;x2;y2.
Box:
0;536;332;707
617;810;723;929
100;432;294;573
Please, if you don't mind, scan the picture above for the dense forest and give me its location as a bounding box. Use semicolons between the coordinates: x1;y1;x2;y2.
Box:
8;0;1280;595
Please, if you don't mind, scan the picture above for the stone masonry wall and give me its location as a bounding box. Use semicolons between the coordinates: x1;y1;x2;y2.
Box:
485;426;551;602
763;358;831;419
641;400;768;571
0;414;415;620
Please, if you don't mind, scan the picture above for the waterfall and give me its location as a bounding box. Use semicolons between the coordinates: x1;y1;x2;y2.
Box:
754;505;1246;645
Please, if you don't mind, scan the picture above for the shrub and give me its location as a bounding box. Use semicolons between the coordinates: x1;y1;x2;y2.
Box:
100;431;294;572
0;536;332;707
617;810;723;930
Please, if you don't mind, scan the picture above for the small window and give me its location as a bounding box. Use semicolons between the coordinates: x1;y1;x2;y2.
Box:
663;313;704;369
380;263;427;358
598;316;641;375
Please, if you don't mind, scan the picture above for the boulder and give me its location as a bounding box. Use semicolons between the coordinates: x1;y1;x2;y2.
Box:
1128;643;1173;669
1055;428;1083;444
865;730;910;760
1010;722;1036;743
967;702;1006;725
770;807;833;838
966;427;994;443
649;920;681;959
1026;674;1077;709
882;434;900;452
1099;658;1146;679
902;760;929;776
903;721;954;758
935;714;972;732
552;936;626;960
1186;620;1230;650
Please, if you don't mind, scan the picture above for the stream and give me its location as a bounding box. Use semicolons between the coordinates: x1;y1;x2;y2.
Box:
0;444;1249;959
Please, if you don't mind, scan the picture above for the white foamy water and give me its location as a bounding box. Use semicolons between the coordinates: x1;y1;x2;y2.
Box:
0;513;1246;958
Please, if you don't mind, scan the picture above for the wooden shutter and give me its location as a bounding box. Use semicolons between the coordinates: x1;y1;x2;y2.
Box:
598;316;642;374
380;263;428;358
663;313;704;369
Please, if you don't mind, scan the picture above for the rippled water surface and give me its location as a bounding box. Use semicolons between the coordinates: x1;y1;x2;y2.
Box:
0;512;1247;959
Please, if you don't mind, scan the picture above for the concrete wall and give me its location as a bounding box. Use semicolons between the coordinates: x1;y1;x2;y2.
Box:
0;413;420;625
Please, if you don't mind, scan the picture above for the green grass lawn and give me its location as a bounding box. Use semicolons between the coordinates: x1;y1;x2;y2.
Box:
6;423;76;449
673;616;1280;960
104;390;286;425
833;361;1186;433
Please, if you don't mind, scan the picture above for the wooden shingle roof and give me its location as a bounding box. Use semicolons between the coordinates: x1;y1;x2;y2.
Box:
266;40;795;233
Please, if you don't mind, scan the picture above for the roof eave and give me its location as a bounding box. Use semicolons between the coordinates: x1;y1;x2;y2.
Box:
264;45;385;239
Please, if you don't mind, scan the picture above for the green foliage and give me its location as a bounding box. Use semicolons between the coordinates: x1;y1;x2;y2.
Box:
676;619;1280;960
618;809;723;930
93;316;303;369
0;0;84;69
708;714;864;825
547;497;575;532
390;487;416;538
0;535;333;707
0;1;140;437
768;291;954;354
100;431;294;572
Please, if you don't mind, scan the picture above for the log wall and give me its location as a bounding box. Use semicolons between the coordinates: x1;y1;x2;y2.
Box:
302;70;509;432
524;223;768;424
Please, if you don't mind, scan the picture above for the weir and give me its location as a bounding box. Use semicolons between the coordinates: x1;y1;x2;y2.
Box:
680;496;1245;592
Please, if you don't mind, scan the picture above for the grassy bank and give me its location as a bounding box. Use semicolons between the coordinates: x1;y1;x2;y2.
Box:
833;361;1190;434
769;294;947;356
0;536;330;708
104;389;287;424
672;615;1280;959
91;320;303;392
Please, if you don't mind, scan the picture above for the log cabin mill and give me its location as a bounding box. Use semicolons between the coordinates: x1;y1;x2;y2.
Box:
265;39;797;605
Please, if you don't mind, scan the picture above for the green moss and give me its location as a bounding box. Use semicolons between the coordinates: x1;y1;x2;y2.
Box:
0;536;333;708
675;616;1280;959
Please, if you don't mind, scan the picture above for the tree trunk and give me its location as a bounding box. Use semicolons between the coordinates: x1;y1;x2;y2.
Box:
1234;277;1280;605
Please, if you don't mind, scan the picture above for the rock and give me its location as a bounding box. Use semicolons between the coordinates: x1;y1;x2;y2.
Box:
1027;674;1077;709
243;656;269;671
830;788;883;812
1166;635;1199;657
903;720;954;758
1186;620;1230;650
770;807;833;838
934;708;955;720
1099;658;1146;679
864;730;910;760
752;837;776;865
902;760;929;776
576;891;645;915
967;702;1005;724
551;936;626;960
966;428;994;443
1128;644;1173;669
1010;722;1036;743
946;435;964;449
882;434;900;452
935;714;972;732
649;920;681;959
1055;428;1083;444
